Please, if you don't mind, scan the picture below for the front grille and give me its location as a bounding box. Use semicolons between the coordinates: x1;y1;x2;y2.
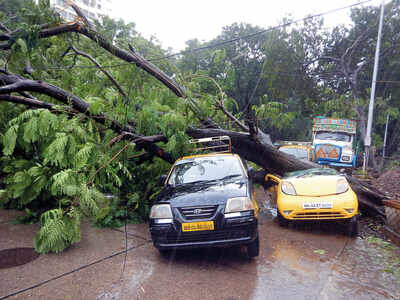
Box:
178;205;218;220
166;229;250;243
293;211;346;219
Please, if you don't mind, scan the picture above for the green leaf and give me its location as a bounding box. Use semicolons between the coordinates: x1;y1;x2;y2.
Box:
13;38;28;54
3;124;19;156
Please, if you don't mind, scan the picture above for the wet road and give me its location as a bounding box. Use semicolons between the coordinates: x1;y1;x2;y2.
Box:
97;209;400;300
1;196;400;300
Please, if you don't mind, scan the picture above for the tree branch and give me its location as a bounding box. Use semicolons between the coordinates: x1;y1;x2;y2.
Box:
190;75;248;131
0;21;185;98
0;74;175;164
0;94;55;109
67;45;127;98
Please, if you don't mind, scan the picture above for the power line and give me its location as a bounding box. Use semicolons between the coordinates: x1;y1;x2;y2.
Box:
148;0;374;61
47;0;374;71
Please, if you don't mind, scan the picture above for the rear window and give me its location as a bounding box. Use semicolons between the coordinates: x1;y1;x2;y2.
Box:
283;168;338;178
279;147;308;160
168;155;244;185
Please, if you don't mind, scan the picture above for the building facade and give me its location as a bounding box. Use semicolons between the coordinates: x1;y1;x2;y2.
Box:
49;0;113;22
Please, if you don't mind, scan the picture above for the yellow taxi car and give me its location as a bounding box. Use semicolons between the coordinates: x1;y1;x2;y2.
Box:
265;168;358;236
278;141;316;162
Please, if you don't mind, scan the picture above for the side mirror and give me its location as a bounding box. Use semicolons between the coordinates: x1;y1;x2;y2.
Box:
159;174;167;185
247;167;255;178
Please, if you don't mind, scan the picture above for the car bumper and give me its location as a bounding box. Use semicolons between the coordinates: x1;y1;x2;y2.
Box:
278;192;358;221
150;215;258;250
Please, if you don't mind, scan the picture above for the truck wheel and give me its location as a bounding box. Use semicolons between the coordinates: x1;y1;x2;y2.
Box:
247;236;259;258
277;209;289;227
346;215;359;237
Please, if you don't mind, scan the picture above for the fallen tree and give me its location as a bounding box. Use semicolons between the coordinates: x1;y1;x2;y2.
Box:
0;1;388;253
0;3;387;216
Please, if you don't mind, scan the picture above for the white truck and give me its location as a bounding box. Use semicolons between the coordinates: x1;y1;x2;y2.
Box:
312;117;358;168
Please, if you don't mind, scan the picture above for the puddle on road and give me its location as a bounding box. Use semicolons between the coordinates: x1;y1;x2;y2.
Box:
0;247;40;269
97;259;154;300
259;190;277;221
323;237;400;299
253;236;400;299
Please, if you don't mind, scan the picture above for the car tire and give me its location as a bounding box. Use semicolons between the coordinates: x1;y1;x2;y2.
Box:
277;209;289;227
347;215;359;237
247;236;259;258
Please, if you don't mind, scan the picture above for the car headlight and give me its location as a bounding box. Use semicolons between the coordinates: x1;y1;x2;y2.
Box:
150;204;173;219
281;181;296;196
225;197;254;213
336;178;349;194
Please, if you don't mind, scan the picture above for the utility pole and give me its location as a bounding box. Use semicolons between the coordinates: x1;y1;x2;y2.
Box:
363;0;385;173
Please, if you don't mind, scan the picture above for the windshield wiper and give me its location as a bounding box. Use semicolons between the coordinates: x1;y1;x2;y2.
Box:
218;174;243;181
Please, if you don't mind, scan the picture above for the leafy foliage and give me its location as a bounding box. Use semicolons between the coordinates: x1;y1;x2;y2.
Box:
1;0;399;253
34;208;81;253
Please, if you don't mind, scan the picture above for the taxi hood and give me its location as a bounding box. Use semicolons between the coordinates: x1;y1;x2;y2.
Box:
285;175;345;196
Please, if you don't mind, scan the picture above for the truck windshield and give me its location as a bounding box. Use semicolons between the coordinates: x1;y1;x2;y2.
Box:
315;131;351;142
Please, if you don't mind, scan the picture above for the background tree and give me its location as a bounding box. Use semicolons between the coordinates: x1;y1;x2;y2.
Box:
0;0;396;253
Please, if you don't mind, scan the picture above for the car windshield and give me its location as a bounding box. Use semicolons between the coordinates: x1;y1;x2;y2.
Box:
315;131;351;142
279;147;308;160
167;155;244;185
283;168;338;178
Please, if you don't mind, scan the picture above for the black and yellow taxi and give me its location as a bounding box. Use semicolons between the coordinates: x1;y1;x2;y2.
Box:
149;137;259;258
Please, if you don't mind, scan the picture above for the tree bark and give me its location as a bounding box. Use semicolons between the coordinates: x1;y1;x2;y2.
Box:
186;127;316;175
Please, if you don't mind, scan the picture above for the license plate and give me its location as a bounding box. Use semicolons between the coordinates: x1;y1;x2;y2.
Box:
302;202;333;209
182;221;214;232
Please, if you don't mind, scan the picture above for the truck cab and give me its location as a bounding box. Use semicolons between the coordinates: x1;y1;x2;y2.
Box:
312;117;357;168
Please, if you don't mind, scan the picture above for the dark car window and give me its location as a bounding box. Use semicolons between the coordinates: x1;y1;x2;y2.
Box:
279;147;309;160
168;156;244;185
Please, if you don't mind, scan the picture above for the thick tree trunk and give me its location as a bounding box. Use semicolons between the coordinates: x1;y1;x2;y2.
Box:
186;127;317;175
186;127;387;217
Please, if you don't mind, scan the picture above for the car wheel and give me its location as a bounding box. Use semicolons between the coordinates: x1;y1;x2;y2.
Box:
277;209;289;227
346;215;359;237
247;236;259;258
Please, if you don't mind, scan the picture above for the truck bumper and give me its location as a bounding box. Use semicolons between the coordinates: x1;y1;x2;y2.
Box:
317;160;353;168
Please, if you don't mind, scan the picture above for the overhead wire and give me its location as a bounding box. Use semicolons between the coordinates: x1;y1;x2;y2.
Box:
45;0;375;71
119;65;136;280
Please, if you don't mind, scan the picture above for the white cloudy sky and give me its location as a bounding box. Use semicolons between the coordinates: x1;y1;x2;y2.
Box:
112;0;383;51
